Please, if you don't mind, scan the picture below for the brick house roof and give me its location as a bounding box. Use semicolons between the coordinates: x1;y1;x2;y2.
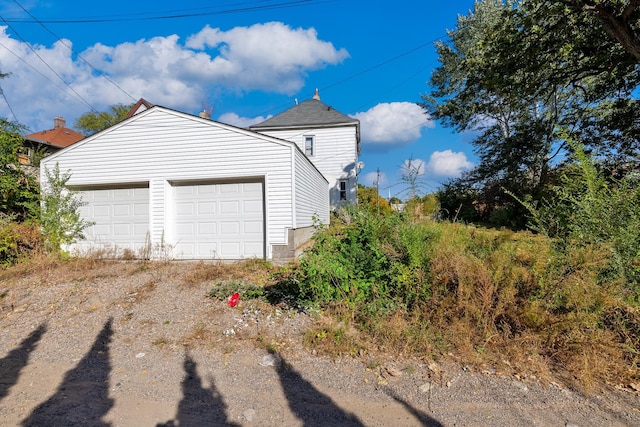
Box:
25;117;84;148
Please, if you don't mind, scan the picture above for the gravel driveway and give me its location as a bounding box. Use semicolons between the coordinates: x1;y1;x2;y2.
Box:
1;261;638;426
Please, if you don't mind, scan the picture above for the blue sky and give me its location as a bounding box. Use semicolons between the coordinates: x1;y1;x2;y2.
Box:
0;0;478;199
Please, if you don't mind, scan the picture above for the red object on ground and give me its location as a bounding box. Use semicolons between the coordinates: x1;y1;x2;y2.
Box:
228;292;240;307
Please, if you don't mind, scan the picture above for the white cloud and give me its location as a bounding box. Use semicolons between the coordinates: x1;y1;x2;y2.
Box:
186;23;349;93
360;170;387;187
424;150;474;177
353;102;434;146
0;23;348;132
217;112;271;128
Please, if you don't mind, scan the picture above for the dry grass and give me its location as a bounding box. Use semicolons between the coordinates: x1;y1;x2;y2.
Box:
303;313;367;359
181;259;276;288
3;223;639;392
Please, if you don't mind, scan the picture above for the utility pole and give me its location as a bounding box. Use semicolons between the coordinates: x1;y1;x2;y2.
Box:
376;168;381;215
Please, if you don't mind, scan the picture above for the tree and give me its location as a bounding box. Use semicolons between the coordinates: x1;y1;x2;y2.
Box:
0;118;39;221
40;163;94;253
74;103;133;136
479;0;640;160
357;185;391;215
405;193;440;220
424;0;563;226
424;0;640;227
556;0;640;62
437;177;482;223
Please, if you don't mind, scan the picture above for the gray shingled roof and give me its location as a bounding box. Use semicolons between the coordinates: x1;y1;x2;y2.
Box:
250;99;359;129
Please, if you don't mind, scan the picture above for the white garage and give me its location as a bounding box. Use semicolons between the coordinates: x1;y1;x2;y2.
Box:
76;186;150;252
40;105;330;261
172;181;264;259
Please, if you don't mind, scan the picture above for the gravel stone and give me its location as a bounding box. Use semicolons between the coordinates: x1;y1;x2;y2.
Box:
0;261;638;426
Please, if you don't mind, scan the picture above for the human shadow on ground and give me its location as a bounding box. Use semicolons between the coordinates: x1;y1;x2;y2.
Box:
274;353;365;427
384;387;444;427
0;323;47;402
22;318;114;427
157;353;240;427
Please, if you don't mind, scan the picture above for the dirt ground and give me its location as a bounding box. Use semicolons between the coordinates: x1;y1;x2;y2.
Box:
0;261;639;426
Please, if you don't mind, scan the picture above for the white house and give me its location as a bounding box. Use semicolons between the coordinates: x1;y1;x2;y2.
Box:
40;103;332;262
250;90;360;208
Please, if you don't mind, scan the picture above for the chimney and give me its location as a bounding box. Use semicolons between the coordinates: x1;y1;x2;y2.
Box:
199;110;211;120
54;116;65;129
313;88;320;100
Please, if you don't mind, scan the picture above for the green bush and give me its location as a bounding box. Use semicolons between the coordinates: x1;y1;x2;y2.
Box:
293;206;393;306
387;220;441;309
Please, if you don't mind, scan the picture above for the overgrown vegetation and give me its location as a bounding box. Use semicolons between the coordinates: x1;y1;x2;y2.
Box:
0;118;39;222
0;113;92;265
0;219;42;267
521;144;640;297
2;163;637;390
272;151;640;389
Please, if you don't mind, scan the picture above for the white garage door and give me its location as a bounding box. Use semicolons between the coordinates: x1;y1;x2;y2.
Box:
173;182;264;259
77;187;150;252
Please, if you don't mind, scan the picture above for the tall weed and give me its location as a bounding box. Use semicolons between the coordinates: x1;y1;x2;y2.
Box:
287;200;639;388
528;145;640;297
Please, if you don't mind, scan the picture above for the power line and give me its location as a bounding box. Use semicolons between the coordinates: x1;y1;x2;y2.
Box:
0;17;96;111
1;0;323;24
0;85;18;122
253;37;444;120
0;0;446;147
0;40;94;114
12;0;137;103
320;40;435;93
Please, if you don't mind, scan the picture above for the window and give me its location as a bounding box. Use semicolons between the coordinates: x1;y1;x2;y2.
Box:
339;180;347;201
18;148;32;165
304;136;314;156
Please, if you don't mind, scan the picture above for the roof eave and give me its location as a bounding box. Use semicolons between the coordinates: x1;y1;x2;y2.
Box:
24;137;67;149
251;121;359;131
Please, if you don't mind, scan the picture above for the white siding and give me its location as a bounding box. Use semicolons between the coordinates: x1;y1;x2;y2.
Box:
293;149;329;228
150;179;169;245
41;108;326;259
259;125;358;208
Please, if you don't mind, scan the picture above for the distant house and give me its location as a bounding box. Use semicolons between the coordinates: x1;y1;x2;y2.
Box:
125;98;154;119
23;117;84;165
250;90;360;209
39;93;359;261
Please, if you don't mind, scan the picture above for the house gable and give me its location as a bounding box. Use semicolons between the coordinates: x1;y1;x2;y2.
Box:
126;98;154;118
23;116;84;165
249;93;360;208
